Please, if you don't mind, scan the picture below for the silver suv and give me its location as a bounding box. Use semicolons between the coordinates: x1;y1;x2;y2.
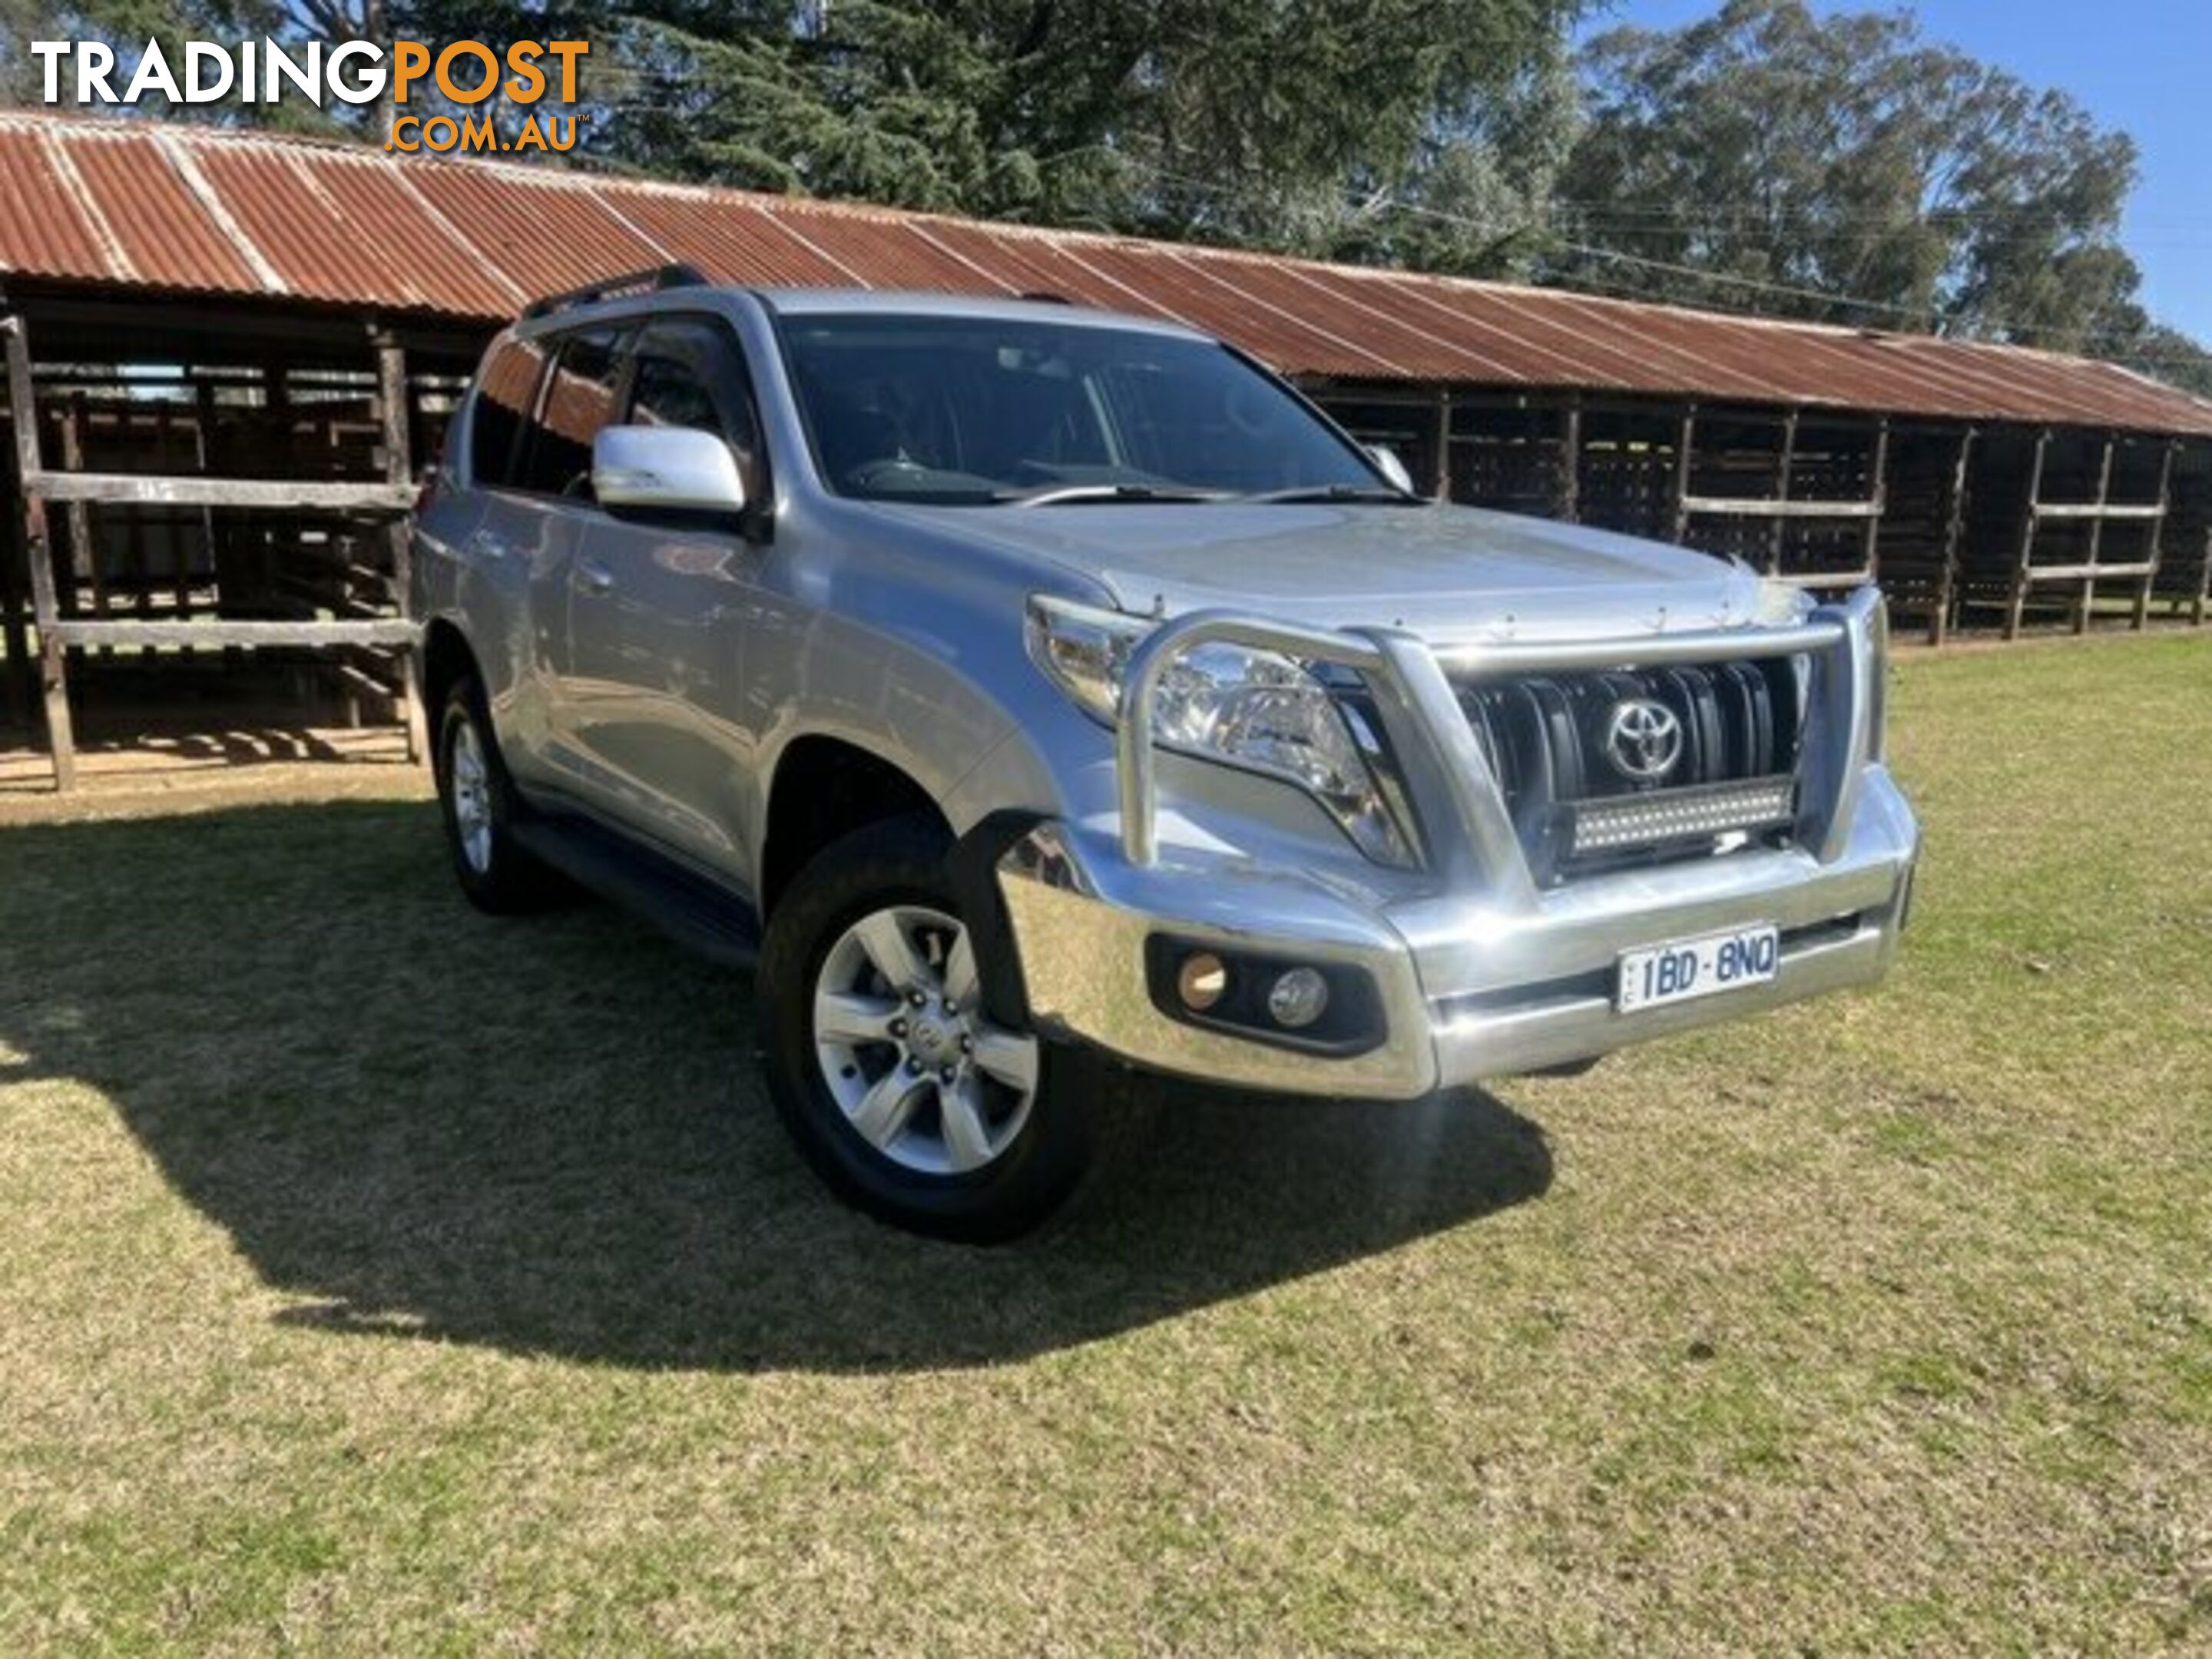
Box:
413;268;1919;1241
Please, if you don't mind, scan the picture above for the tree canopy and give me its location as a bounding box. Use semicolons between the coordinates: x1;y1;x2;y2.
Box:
583;0;1590;253
4;0;2207;391
1554;1;2142;349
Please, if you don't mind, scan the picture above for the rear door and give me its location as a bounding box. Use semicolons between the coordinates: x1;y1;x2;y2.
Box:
452;332;572;787
502;323;636;810
561;313;770;876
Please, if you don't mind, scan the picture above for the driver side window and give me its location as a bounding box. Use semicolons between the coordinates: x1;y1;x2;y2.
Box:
624;317;767;505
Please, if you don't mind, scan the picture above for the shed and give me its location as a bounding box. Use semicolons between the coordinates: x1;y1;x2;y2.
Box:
4;111;2208;788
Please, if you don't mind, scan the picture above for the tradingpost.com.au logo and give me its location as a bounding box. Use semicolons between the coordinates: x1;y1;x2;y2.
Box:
30;36;591;154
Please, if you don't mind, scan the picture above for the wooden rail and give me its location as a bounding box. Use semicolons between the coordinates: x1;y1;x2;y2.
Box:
1678;496;1885;520
2029;501;2165;522
2016;561;2160;584
23;472;416;512
46;618;421;650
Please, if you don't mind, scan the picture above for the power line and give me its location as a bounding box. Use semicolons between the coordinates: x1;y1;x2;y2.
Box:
1139;162;2194;356
1143;164;1942;325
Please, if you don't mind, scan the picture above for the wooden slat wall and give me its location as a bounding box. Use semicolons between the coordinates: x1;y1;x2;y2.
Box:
1313;382;2212;637
2;315;467;785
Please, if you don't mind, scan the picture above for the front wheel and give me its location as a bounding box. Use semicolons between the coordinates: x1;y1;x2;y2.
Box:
757;815;1145;1242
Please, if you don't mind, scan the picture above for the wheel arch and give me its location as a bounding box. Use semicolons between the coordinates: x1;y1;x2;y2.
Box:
419;616;480;733
757;733;952;919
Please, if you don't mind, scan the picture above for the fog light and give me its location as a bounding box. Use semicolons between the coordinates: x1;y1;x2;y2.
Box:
1177;952;1229;1013
1267;967;1330;1029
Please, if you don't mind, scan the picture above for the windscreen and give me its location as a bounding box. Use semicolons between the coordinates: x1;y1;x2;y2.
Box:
775;313;1387;504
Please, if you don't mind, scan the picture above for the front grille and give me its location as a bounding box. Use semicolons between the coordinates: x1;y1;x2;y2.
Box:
1455;657;1807;880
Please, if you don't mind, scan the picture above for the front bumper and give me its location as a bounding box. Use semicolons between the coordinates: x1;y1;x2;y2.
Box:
995;589;1918;1101
997;767;1915;1099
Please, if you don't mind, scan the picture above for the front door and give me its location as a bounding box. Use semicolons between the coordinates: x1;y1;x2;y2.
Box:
562;313;772;884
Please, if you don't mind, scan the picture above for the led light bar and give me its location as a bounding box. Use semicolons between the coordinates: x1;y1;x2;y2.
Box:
1568;778;1798;857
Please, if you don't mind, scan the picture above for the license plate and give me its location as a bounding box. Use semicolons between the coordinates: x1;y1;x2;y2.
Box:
1616;924;1780;1014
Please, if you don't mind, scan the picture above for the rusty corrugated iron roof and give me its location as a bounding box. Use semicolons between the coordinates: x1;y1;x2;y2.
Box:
4;111;2209;438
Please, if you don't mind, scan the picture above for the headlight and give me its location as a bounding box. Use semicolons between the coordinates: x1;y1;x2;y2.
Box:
1755;578;1816;628
1025;595;1417;867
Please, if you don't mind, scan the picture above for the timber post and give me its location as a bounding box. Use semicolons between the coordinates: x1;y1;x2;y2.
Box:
1430;386;1452;500
1862;416;1889;588
2136;442;2175;631
1670;405;1698;545
371;323;428;765
0;456;26;723
3;311;78;790
1767;407;1800;576
1929;427;1975;647
2005;427;2051;641
2075;434;2115;634
187;378;216;624
1557;396;1581;524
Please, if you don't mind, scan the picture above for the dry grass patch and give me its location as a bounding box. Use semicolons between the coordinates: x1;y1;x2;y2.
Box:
2;635;2207;1654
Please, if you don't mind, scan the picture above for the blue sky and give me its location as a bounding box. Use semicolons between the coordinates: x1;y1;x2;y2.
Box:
1583;0;2212;338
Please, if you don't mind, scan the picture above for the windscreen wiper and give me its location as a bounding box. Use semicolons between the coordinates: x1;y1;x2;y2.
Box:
995;483;1233;507
1238;484;1423;505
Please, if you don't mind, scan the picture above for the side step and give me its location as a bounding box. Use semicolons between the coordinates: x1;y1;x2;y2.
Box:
512;813;760;969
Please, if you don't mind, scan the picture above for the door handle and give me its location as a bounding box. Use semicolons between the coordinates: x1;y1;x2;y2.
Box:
577;558;617;595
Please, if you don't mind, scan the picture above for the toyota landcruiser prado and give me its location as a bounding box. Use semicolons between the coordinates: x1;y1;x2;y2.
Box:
412;267;1919;1241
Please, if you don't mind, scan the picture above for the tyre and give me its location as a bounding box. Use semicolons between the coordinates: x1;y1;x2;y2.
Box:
433;677;566;914
757;814;1147;1243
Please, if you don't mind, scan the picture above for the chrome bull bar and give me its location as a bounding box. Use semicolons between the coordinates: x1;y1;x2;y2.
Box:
1113;588;1886;904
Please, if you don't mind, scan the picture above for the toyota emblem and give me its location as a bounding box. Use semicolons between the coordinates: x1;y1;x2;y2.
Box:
1603;698;1684;782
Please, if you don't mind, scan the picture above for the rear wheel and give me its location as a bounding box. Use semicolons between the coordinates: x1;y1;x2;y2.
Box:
433;678;565;914
758;815;1146;1242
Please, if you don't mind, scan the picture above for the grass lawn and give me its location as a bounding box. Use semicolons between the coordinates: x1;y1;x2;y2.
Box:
2;635;2207;1654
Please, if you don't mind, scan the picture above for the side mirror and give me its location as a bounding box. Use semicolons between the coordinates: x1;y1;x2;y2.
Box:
592;425;749;515
1366;443;1416;495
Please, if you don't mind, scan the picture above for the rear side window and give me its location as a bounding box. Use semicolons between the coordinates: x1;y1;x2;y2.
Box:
469;336;545;488
517;326;628;498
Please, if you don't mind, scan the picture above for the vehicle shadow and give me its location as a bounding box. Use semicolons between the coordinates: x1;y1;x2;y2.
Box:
0;800;1552;1373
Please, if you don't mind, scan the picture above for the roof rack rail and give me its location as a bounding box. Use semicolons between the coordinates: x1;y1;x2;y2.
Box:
520;263;711;320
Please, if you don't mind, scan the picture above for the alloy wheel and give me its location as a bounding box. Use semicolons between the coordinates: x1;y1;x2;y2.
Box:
810;903;1041;1176
449;717;495;875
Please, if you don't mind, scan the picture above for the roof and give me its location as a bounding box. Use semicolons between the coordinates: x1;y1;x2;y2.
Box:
3;111;2209;438
527;283;1207;338
754;287;1198;334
